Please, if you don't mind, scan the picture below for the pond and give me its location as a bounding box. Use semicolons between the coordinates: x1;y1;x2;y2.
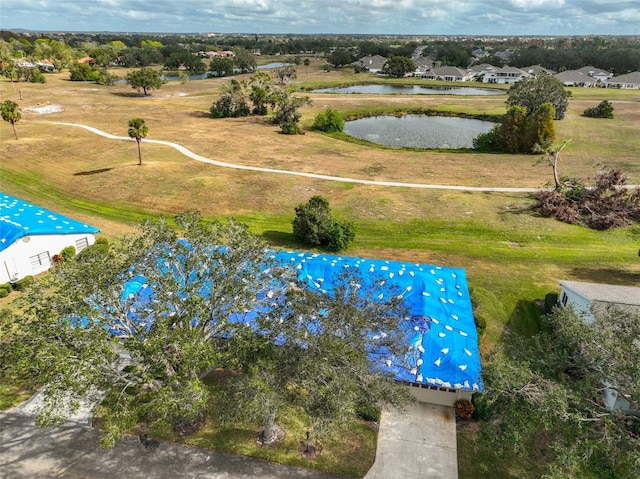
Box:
344;115;496;149
313;84;503;95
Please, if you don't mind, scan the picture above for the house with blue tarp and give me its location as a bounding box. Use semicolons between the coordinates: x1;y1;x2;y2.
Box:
121;249;483;406
272;251;483;405
0;193;100;283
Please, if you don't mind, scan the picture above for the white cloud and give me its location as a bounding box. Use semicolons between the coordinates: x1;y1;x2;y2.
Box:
1;0;638;34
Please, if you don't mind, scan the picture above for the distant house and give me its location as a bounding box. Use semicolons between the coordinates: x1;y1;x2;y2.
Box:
558;280;640;411
575;65;612;83
353;55;387;73
0;193;100;283
482;66;529;84
421;66;473;82
604;71;640;89
554;70;597;87
524;64;554;76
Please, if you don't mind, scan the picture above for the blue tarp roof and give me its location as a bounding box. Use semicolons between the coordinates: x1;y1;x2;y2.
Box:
0;193;100;252
120;250;483;392
272;251;483;392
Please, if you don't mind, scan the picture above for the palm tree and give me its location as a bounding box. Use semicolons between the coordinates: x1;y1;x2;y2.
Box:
127;118;148;166
1;100;22;140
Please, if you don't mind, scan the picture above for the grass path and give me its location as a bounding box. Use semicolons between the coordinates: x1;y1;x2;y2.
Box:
31;120;542;193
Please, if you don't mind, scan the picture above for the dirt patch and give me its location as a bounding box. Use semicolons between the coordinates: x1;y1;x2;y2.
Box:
297;440;323;460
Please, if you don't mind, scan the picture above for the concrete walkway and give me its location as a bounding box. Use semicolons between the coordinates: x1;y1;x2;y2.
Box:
365;403;458;479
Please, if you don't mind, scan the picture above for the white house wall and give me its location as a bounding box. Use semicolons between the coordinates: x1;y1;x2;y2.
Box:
0;233;96;283
559;287;594;322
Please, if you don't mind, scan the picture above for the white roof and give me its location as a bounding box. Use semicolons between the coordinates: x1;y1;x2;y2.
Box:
559;280;640;307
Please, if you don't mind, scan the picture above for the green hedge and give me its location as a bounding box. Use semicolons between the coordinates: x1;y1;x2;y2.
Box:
13;276;34;291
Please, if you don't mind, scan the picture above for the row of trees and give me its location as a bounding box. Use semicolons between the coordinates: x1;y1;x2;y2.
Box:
0;214;409;448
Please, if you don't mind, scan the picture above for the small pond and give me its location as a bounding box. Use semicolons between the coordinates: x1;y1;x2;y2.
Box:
344;115;496;149
313;84;503;95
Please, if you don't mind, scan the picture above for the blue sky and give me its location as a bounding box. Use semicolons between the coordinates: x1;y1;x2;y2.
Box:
2;0;639;35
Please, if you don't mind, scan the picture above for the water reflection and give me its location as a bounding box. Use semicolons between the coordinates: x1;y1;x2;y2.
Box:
344;115;496;149
314;84;503;96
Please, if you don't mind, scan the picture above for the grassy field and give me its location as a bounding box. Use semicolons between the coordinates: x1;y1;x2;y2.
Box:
1;58;639;477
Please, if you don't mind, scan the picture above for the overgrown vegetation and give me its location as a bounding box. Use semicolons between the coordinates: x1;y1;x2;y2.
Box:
477;306;640;479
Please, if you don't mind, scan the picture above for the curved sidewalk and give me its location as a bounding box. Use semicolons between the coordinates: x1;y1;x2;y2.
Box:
31;121;540;193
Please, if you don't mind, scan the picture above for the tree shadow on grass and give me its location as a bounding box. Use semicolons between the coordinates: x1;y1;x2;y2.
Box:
260;230;298;248
505;299;546;338
110;92;149;98
189;111;211;118
568;267;640;286
73;168;114;176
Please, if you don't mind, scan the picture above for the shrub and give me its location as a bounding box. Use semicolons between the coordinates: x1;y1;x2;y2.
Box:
77;242;109;262
61;245;76;262
474;314;487;337
292;196;355;251
0;289;8;298
311;108;344;133
472;129;497;152
454;399;476;420
583;100;614;119
14;275;35;291
326;221;355;252
52;254;64;264
0;283;12;294
31;71;46;83
355;403;381;423
544;293;559;313
95;237;109;247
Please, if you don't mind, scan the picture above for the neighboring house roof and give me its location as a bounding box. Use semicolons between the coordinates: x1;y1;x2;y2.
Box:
0;193;100;252
467;63;497;73
411;55;433;68
605;71;640;84
576;65;611;78
554;70;596;85
559;280;640;307
354;55;387;71
525;64;554;75
431;66;469;78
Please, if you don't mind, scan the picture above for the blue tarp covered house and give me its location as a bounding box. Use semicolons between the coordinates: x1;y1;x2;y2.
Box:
0;193;100;283
272;251;483;405
121;249;483;405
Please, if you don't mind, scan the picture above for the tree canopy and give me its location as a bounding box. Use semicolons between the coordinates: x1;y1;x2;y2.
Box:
1;213;411;451
1;214;289;448
478;305;640;478
1;99;21;140
506;73;570;120
127;118;148;166
382;56;415;78
126;67;164;95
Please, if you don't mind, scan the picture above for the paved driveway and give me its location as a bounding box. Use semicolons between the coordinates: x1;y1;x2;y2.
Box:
365;402;458;479
0;408;345;479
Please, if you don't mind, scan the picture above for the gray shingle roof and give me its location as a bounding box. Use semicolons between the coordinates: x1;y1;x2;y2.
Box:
559;280;640;307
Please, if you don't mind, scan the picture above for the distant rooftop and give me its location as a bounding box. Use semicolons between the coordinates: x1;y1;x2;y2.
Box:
0;193;100;252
